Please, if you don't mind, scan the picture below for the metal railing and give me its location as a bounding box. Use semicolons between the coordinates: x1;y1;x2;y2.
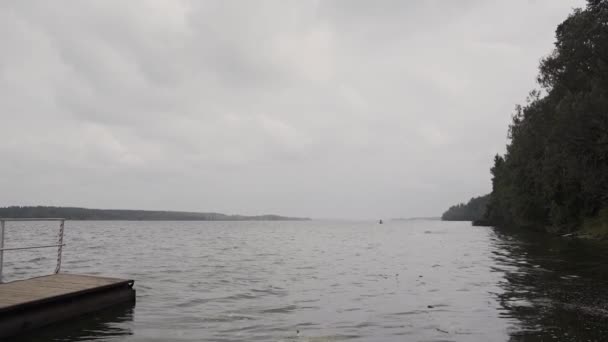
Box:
0;218;66;282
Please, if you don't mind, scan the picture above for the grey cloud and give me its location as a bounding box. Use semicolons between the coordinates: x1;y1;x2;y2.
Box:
0;0;585;218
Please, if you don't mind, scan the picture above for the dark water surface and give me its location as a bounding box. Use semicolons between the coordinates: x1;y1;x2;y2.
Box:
4;220;608;341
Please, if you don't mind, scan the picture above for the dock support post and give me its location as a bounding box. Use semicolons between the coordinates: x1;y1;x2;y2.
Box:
55;220;65;274
0;220;4;282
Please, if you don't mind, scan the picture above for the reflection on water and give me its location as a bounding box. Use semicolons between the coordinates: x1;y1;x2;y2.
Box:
14;303;135;342
2;220;608;341
488;228;608;341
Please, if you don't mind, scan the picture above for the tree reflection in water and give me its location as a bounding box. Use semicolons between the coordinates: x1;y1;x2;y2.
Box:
489;227;608;341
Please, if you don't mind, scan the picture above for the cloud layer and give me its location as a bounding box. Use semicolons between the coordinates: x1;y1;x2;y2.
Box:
0;0;584;218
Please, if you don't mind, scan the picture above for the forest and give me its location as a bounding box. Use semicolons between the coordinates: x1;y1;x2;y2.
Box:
0;206;309;221
448;1;608;238
441;195;490;222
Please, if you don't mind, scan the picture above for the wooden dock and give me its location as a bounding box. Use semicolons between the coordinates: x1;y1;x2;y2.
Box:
0;273;135;338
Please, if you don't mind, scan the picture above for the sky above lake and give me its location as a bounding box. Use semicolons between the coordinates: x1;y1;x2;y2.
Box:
0;0;585;219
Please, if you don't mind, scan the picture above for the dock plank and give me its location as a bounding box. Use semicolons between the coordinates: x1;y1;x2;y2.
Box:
0;273;133;311
16;276;121;288
25;273;125;285
0;273;135;338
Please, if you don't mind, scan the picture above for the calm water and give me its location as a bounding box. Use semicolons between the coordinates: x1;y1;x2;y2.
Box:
3;220;608;341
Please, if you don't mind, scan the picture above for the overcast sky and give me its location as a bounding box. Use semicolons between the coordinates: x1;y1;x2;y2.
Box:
0;0;585;219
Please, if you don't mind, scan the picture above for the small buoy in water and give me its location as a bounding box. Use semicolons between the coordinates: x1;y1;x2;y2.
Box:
379;219;383;224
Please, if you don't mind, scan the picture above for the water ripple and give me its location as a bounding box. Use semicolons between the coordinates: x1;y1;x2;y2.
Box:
5;220;608;342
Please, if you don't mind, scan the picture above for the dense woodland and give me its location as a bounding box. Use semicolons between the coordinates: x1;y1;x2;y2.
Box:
441;195;490;222
445;1;608;236
0;206;308;221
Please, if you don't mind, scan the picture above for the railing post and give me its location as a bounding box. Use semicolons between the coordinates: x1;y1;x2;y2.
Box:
54;220;65;274
0;220;5;282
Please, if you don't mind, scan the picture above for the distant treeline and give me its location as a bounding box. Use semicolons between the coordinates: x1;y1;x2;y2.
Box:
392;217;441;221
0;206;310;221
441;195;490;222
447;1;608;237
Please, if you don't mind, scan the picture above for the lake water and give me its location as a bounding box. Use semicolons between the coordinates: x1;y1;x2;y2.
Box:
3;220;608;341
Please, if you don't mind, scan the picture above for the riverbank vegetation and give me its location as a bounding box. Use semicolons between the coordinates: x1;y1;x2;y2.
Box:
0;206;309;221
441;195;490;222
484;0;608;234
444;1;608;237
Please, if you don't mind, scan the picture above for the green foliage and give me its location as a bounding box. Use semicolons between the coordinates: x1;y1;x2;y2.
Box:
441;194;490;221
484;0;608;233
0;206;309;221
580;207;608;239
